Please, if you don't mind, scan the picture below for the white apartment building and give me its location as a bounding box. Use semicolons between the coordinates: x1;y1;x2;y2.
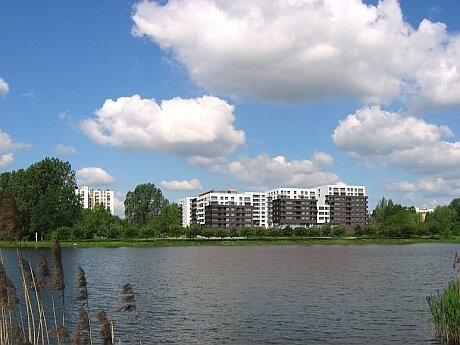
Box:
75;186;115;215
415;207;434;221
179;197;195;227
245;192;268;227
180;184;368;230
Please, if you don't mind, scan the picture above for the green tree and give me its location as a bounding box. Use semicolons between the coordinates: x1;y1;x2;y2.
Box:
332;224;346;237
240;227;254;238
31;187;81;239
124;183;168;226
425;206;456;237
0;158;80;238
215;227;229;239
321;222;332;237
169;224;184;238
254;227;267;238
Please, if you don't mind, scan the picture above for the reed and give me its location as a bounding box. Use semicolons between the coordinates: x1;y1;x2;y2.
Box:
0;241;141;344
427;252;460;344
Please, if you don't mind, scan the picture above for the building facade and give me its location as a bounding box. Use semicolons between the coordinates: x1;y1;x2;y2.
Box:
316;184;368;230
75;186;115;215
180;184;368;231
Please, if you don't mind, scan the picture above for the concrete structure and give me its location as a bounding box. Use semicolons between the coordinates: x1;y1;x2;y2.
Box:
266;188;317;228
75;186;115;215
316;184;368;230
180;184;368;231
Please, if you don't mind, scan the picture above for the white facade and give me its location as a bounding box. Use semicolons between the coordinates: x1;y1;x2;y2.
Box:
245;192;268;227
194;189;253;225
179;197;195;227
415;207;434;220
75;186;115;215
316;183;366;204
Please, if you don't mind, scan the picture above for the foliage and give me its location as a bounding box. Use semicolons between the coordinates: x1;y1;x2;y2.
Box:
124;183;168;226
0;157;81;239
427;253;460;344
332;225;346;237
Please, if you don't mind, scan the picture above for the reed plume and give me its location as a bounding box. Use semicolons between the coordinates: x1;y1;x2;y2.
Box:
117;283;142;344
96;310;114;345
74;267;92;345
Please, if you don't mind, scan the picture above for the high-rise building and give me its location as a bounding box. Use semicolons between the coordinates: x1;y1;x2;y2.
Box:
266;188;317;227
75;186;115;215
180;184;368;231
316;184;368;230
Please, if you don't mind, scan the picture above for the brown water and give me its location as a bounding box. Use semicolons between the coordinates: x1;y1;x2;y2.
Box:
2;243;457;344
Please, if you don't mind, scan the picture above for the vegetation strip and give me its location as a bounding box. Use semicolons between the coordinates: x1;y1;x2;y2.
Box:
0;236;459;248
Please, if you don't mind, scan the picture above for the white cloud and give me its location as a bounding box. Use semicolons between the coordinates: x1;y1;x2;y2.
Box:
132;0;460;108
333;106;460;177
387;177;460;199
0;129;31;168
81;95;245;162
113;191;126;218
161;179;203;191
55;144;77;156
0;77;9;98
76;167;116;186
214;152;339;190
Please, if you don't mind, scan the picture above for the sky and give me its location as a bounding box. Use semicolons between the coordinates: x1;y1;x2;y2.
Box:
1;0;460;216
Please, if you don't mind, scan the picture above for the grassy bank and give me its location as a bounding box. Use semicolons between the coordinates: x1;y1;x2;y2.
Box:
1;236;460;248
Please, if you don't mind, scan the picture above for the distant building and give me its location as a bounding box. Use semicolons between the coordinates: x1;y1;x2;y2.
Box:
415;207;434;221
180;183;368;231
75;186;115;215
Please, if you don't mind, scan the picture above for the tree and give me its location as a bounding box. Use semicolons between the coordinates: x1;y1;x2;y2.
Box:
321;222;332;237
0;157;80;238
124;183;168;226
0;191;21;240
332;224;346;237
31;187;81;239
425;206;456;237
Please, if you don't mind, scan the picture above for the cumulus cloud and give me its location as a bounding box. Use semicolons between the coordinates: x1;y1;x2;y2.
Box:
76;167;116;186
81;95;245;162
0;77;9;98
132;0;460;108
55;144;77;156
387;178;460;199
214;152;339;190
161;179;203;191
0;129;31;168
113;191;126;217
333;106;460;177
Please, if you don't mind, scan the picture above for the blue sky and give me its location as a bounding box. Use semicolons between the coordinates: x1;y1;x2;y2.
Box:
1;0;460;216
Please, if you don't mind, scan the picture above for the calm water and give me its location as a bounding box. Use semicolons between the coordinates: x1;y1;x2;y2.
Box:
1;244;457;344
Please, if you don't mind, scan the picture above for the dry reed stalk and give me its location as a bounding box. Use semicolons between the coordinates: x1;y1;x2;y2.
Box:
52;239;66;328
17;252;35;344
75;267;92;345
96;310;114;345
117;283;142;345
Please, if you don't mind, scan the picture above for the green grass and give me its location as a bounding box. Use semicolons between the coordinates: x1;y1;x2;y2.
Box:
1;236;460;248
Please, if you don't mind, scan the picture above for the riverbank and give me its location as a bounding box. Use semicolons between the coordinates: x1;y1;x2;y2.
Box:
1;236;460;248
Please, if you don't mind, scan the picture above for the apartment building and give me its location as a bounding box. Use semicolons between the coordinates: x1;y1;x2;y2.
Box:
266;188;317;227
316;184;368;230
75;186;115;215
191;189;254;228
180;184;368;230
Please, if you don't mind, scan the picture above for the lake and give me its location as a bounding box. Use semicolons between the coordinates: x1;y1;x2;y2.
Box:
1;243;457;344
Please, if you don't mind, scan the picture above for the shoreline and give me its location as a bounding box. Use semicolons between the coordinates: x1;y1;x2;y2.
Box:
1;236;459;248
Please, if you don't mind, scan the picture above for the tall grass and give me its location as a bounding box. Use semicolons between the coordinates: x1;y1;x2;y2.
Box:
427;252;460;344
0;240;140;344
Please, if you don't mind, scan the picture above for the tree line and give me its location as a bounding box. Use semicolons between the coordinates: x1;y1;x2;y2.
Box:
0;157;181;241
1;158;460;241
